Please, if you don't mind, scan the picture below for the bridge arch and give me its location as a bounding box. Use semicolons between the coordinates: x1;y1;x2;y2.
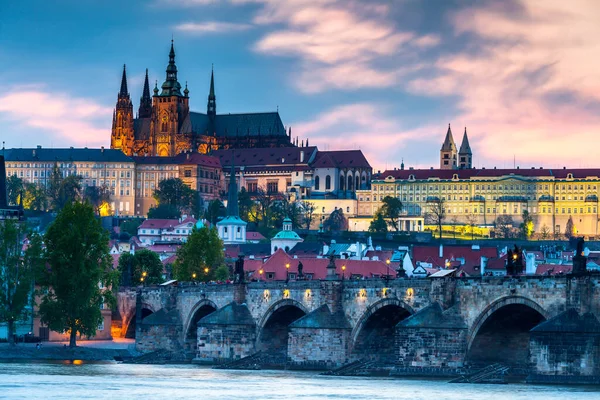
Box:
183;299;218;351
467;296;548;367
350;298;414;362
256;299;308;362
124;303;156;339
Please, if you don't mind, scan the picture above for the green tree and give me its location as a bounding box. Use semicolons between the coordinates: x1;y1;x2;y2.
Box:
204;199;224;226
540;224;551;240
0;221;42;345
214;265;230;281
153;178;198;216
117;253;136;286
323;209;348;232
380;196;403;231
238;188;253;221
120;219;143;237
425;199;446;239
83;185;111;215
38;202;118;347
47;163;62;210
300;201;316;230
134;249;164;285
368;211;388;234
173;227;224;282
53;175;82;211
520;210;534;239
565;216;575;239
148;203;181;219
495;215;514;238
23;182;48;211
6;176;24;206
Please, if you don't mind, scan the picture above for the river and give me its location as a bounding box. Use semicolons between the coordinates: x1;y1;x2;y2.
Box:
0;362;598;399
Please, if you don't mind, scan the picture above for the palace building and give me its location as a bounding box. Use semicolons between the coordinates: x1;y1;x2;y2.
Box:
111;41;293;157
356;126;600;236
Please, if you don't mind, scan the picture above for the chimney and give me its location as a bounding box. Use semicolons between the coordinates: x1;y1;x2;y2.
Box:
32;149;36;157
300;150;304;163
439;244;444;258
101;146;104;153
480;256;487;276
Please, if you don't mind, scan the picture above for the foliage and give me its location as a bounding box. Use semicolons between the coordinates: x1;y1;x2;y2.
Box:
214;265;230;281
38;202;118;347
424;199;446;239
120;219;143;237
153;178;198;216
465;213;478;240
83;185;111;216
204;199;224;226
495;215;514;238
565;216;575;239
323;209;348;232
300;201;316;230
237;188;253;222
6;175;24;206
148;203;181;219
380;196;403;231
0;221;42;345
173;227;224;282
540;224;551;240
23;183;48;211
368;211;388;234
118;249;164;286
520;210;535;239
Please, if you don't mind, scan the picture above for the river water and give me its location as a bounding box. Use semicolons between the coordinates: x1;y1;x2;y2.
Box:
0;362;598;399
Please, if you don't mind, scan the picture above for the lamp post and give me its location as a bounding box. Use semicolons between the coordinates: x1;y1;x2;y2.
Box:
286;263;290;280
259;269;264;281
385;259;391;283
192;272;197;282
342;265;346;280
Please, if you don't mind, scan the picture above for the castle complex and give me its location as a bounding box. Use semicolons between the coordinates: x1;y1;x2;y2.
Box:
110;42;292;157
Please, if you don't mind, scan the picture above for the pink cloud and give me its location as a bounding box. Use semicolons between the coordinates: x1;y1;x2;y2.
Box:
0;88;112;148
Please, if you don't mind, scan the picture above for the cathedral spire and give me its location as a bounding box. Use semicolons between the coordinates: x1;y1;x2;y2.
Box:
160;40;182;96
227;152;239;217
458;126;473;169
441;123;456;152
207;65;216;117
119;64;129;97
459;127;472;155
139;69;152;118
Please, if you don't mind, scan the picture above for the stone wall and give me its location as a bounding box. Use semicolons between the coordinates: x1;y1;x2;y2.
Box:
288;327;350;369
396;327;467;372
196;324;256;364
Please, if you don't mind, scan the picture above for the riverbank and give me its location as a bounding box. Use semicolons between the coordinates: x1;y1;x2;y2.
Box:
0;340;135;362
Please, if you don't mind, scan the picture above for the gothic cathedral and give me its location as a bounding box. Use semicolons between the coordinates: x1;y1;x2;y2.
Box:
111;42;293;156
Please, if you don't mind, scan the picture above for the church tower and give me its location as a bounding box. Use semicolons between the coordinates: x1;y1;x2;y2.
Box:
111;65;134;155
138;69;152;119
150;41;189;156
440;124;457;170
207;67;216;118
217;156;247;244
458;127;472;169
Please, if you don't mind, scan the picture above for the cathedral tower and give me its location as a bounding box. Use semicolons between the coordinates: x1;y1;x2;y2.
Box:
458;127;472;169
440;124;457;170
111;65;134;155
150;41;190;156
138;69;152;119
207;66;216;118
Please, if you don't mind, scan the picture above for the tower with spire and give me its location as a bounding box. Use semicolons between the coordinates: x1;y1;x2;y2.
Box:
440;124;457;170
150;40;190;156
207;66;216;118
138;69;152;119
458;127;472;169
111;65;134;156
217;154;247;244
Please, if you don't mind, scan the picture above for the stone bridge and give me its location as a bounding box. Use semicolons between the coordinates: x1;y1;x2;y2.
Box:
117;275;600;383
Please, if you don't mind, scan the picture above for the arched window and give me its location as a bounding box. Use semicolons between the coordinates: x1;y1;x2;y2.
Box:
348;175;353;191
325;175;331;190
315;176;320;190
340;176;345;191
356;175;360;190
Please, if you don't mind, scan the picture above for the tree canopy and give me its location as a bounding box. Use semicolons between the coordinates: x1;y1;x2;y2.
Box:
148;203;181;219
0;221;43;345
38;202;118;347
118;249;164;286
425;199;446;239
368;211;388;234
172;227;225;282
323;209;348;232
565;216;575;239
520;210;534;239
380;196;403;231
153;178;199;216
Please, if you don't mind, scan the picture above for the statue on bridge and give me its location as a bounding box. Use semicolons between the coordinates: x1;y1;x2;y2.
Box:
573;237;587;276
234;254;245;284
297;261;304;280
396;258;406;278
505;245;524;276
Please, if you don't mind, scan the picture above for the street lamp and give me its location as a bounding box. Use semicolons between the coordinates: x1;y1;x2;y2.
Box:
204;267;209;274
342;265;346;280
259;269;264;281
192;272;197;281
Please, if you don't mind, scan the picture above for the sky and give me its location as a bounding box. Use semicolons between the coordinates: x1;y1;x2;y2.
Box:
2;0;600;172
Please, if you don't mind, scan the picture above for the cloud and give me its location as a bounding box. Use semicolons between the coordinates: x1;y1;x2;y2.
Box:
293;103;442;171
0;87;112;148
175;21;252;35
405;0;600;168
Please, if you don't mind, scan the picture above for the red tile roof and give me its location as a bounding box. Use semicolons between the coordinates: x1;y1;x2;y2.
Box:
246;231;266;241
536;264;572;275
376;168;600;181
145;244;180;253
133;153;221;168
213;147;317;168
412;245;497;272
162;254;177;266
139;217;196;230
246;248;395;280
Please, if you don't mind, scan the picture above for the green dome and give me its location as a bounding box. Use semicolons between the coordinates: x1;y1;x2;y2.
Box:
273;230;302;240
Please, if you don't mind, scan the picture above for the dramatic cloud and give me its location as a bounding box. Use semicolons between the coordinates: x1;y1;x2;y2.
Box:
406;0;600;168
0;87;112;148
175;21;252;35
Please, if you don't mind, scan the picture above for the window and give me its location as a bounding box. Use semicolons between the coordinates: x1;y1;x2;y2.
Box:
184;169;192;178
267;181;278;193
315;176;320;190
247;181;258;193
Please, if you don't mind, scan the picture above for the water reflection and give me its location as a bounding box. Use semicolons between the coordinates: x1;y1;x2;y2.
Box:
0;363;598;400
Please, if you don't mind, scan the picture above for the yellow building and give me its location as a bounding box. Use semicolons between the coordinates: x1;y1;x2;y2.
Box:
4;147;136;216
357;167;600;236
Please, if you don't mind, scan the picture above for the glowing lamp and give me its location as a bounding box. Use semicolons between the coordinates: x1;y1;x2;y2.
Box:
286;263;290;270
305;289;312;298
283;289;290;299
204;267;209;274
406;288;415;297
192;273;197;279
